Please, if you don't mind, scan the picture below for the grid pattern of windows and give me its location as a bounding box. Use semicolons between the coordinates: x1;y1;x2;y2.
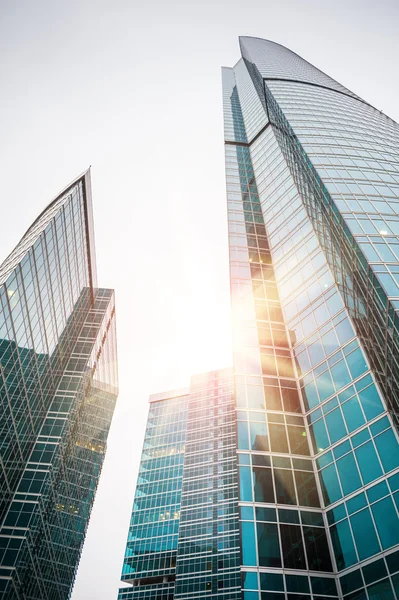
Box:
174;369;241;599
0;173;118;600
223;36;399;599
118;393;188;599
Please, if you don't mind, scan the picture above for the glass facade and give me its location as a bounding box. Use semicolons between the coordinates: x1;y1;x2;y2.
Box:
0;171;118;600
118;37;399;600
224;37;399;599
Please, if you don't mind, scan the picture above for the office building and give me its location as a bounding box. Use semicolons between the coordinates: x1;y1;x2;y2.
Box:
118;37;399;599
0;171;118;600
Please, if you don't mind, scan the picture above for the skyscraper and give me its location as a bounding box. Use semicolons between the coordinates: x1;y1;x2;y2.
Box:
0;171;118;600
118;38;399;599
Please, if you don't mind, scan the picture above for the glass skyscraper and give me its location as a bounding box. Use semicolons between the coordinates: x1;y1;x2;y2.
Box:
118;38;399;599
0;171;118;600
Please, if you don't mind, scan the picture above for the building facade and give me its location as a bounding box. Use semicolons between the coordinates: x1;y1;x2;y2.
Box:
0;171;118;600
118;38;399;599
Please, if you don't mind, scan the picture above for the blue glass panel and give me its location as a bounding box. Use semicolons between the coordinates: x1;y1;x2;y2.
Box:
331;359;352;392
374;429;399;473
243;592;259;600
342;397;365;433
238;422;250;450
355;441;383;485
350;509;380;560
311;419;329;453
346;492;367;515
325;408;347;444
241;521;257;566
335;319;354;344
352;427;371;448
303;379;319;409
370;417;390;436
239;467;253;502
371;497;399;550
358;385;384;420
240;506;254;520
242;571;258;589
388;472;399;492
320;464;342;505
366;481;389;503
330;519;357;569
346;348;368;380
316;370;334;402
337;454;362;496
334;440;351;459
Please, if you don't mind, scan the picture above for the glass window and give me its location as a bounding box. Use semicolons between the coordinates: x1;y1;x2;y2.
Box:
285;574;310;593
330;359;352;392
371;497;399;550
253;467;274;503
250;421;269;452
242;572;258;590
346;348;368;379
303;527;333;571
341;397;365;433
310;576;337;595
259;572;284;591
367;579;395;600
355;441;383;484
337;453;362;496
239;466;253;502
350;509;380;561
238;421;250;450
274;469;296;505
287;425;310;455
320;464;342;505
311;419;329;453
325;408;347;444
374;429;399;473
257;522;281;567
316;370;334;403
280;524;306;569
241;521;257;566
269;423;289;453
359;385;384;420
330;519;357;570
295;471;320;507
302;379;319;410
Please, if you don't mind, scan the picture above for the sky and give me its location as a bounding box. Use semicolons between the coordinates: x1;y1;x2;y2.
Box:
1;0;399;598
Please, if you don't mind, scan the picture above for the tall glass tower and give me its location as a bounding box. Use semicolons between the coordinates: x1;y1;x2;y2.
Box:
0;171;118;600
118;38;399;599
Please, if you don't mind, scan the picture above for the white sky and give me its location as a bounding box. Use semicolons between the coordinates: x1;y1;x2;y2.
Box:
1;0;398;598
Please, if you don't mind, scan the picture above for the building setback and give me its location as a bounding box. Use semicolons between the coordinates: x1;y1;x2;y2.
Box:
118;38;399;599
0;171;118;600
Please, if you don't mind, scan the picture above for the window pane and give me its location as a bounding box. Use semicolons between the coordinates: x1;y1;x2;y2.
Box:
257;522;281;568
294;471;320;507
355;441;383;485
375;429;399;473
250;421;269;452
303;527;333;571
241;521;257;566
336;453;362;496
253;467;274;503
350;509;380;560
274;469;296;505
269;423;289;453
371;497;399;550
288;426;310;455
330;519;357;570
320;463;342;505
280;524;306;569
